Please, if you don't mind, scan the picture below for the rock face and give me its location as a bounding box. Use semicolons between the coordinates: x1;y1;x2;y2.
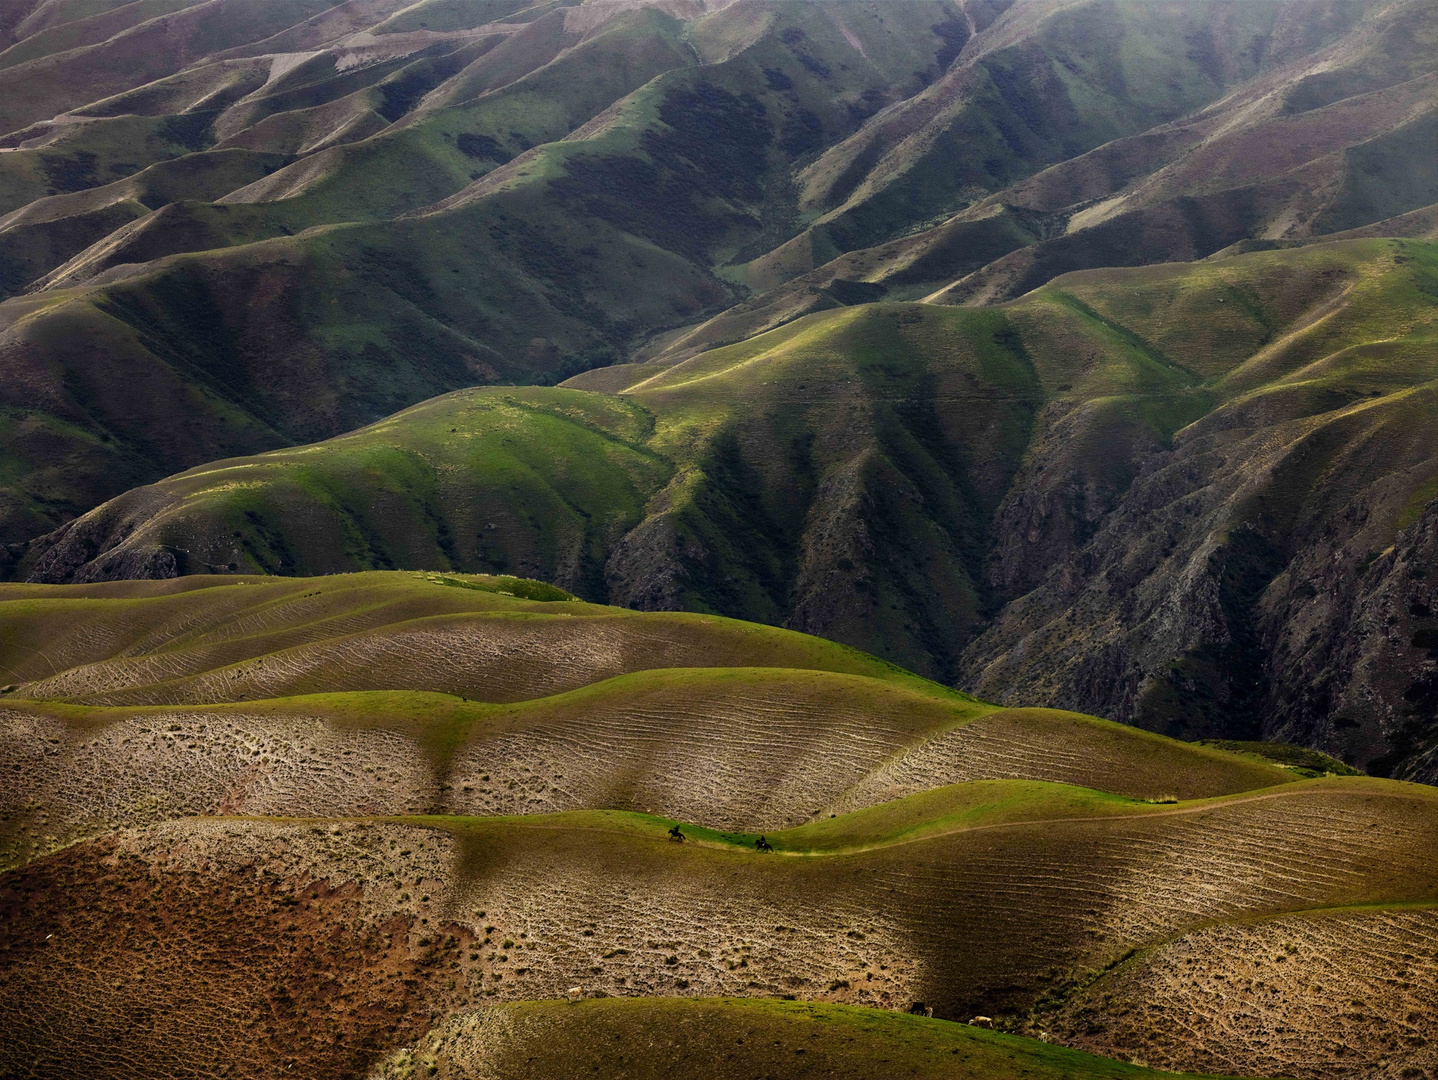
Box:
961;381;1438;781
1270;498;1438;780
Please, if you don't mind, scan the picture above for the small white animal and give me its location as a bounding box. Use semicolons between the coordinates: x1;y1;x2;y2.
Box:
567;986;583;1003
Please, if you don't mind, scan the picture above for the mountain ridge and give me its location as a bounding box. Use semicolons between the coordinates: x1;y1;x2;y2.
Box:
3;0;1436;559
15;237;1436;779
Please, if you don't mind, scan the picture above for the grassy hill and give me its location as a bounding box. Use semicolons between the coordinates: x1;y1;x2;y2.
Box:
0;570;922;702
1;680;1298;867
0;569;1298;868
14;303;1043;681
777;0;1375;266
3;387;674;594
370;997;1253;1080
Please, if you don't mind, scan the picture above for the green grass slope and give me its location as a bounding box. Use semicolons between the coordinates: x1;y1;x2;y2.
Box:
0;570;924;701
16;302;1042;680
932;0;1438;305
0;0;356;133
373;997;1256;1080
0;146;288;295
0;0;208;72
0;110;225;218
0;0;1435;775
0;567;1300;868
11;387;674;595
25;238;1438;756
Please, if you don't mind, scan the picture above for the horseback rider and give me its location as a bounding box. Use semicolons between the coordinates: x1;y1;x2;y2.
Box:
668;824;684;842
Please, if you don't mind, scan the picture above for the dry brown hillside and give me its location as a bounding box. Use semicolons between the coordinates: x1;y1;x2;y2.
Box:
1;572;1432;1080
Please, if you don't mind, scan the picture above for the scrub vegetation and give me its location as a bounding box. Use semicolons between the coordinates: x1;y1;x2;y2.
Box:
2;2;1438;1078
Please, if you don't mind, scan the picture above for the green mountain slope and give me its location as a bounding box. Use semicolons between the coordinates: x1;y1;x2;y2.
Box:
23;239;1438;780
6;388;673;592
0;0;978;545
1;0;1434;560
657;0;1438;356
773;0;1377;270
16;302;1048;680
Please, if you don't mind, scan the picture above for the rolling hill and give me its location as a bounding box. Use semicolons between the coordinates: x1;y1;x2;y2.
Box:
3;776;1433;1077
369;998;1251;1080
0;569;1429;1080
0;569;1295;867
